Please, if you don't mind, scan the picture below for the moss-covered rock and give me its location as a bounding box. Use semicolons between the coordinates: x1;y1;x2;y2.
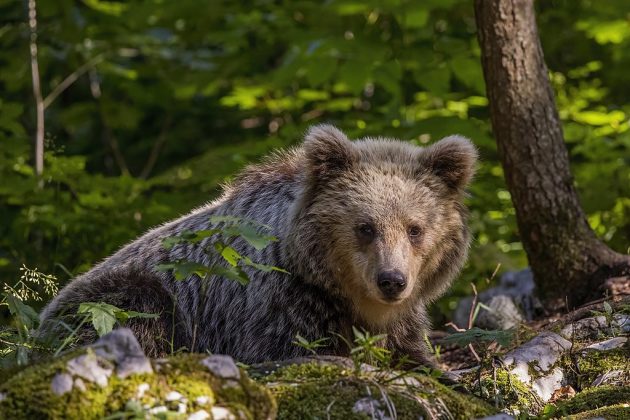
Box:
474;368;545;415
553;386;630;417
566;404;630;420
575;347;630;388
0;333;275;419
255;358;495;419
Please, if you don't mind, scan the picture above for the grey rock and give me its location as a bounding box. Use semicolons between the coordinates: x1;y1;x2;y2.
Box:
352;397;388;419
66;352;113;388
91;328;153;378
201;355;240;380
51;373;73;396
613;314;630;333
560;316;608;341
592;370;627;387
477;415;515;420
454;268;541;329
583;337;627;352
502;332;572;401
475;295;525;329
0;392;6;402
560;314;630;341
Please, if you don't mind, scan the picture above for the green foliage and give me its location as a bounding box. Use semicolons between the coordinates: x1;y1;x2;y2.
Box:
292;335;330;356
0;266;58;366
77;302;158;337
349;326;391;370
157;216;287;285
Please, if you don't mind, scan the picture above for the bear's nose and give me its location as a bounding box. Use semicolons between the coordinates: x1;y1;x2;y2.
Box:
377;270;407;299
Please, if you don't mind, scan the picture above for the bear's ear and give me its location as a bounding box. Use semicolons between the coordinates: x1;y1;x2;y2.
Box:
421;135;478;190
303;124;357;178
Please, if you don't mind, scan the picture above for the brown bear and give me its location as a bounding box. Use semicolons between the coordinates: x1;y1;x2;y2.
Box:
39;124;477;368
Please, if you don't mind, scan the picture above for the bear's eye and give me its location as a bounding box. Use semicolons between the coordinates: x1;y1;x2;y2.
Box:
357;223;375;240
407;225;422;239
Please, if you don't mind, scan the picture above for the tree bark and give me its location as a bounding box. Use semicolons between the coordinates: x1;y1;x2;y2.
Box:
474;0;629;307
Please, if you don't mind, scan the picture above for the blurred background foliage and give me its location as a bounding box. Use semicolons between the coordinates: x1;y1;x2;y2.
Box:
0;0;629;322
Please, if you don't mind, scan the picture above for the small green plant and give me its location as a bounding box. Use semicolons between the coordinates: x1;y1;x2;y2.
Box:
349;326;390;372
292;334;331;355
78;302;158;337
1;265;59;366
157;216;288;285
423;332;442;362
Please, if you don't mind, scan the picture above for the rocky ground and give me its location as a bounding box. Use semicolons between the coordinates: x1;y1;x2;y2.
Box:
1;274;628;419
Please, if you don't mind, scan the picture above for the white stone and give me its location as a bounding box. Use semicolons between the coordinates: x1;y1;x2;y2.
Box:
188;410;210;420
51;373;73;396
66;353;113;388
195;395;211;405
74;378;86;392
136;382;150;398
584;337;627;352
178;402;187;414
148;406;168;414
166;391;183;401
211;406;236;420
501;332;572;401
532;367;565;402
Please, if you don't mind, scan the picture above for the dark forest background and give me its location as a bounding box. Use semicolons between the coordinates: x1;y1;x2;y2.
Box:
1;0;629;321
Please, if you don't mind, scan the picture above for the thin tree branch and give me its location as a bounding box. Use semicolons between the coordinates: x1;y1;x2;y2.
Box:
102;121;131;177
139;113;173;179
27;0;44;182
43;54;105;110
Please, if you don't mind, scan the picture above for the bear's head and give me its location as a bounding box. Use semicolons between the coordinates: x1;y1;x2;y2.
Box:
287;124;478;328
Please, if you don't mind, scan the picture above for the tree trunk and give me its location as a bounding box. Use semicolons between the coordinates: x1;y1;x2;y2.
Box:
473;0;630;307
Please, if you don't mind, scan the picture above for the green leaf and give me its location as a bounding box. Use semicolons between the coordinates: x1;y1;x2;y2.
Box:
214;242;242;266
78;302;118;337
442;327;514;348
115;310;159;324
6;294;39;331
157;261;214;280
603;301;613;315
77;302;158;336
242;257;289;274
210;265;250;286
162;229;220;249
222;224;277;251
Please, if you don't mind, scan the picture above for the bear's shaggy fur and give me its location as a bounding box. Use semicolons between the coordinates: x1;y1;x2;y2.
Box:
40;125;477;366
